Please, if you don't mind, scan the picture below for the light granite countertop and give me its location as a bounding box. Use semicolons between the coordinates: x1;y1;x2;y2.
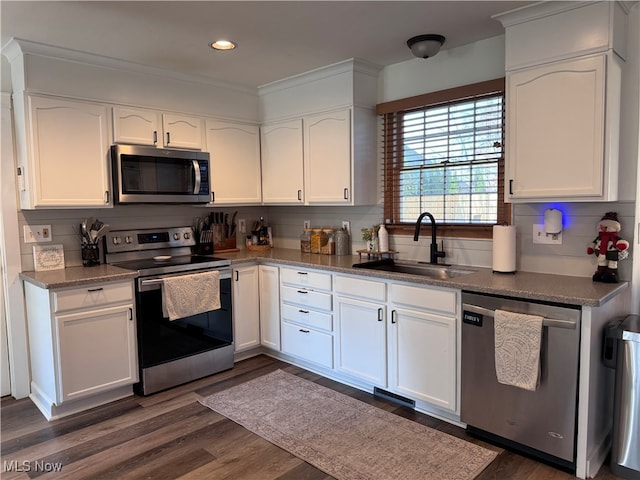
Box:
21;248;627;307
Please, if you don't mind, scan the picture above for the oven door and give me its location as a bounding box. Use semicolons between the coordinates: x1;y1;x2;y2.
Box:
136;268;232;370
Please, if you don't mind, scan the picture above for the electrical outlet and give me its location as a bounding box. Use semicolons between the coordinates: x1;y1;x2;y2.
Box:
238;219;246;235
532;224;562;245
341;221;350;233
304;220;311;229
23;224;52;243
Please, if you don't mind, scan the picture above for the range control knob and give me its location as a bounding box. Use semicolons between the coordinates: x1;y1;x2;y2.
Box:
183;232;191;240
125;236;133;244
173;233;180;241
112;236;121;245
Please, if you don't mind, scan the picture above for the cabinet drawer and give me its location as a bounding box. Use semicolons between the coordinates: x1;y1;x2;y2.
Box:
390;284;457;315
281;286;332;311
54;281;133;313
282;304;332;332
281;267;332;291
281;321;333;368
335;275;386;301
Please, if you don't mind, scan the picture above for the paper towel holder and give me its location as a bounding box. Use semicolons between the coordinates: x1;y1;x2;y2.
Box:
544;208;563;238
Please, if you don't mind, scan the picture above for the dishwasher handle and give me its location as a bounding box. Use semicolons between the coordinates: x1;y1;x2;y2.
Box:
462;303;577;330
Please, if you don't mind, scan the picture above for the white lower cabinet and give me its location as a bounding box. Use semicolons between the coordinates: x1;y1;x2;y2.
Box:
280;267;333;368
389;283;458;412
334;275;387;386
23;279;137;420
232;265;260;352
258;265;280;350
334;275;458;413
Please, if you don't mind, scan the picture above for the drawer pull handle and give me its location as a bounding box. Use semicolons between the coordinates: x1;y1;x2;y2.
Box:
87;287;103;293
298;309;309;314
299;329;310;333
378;308;383;322
297;271;308;275
297;290;308;294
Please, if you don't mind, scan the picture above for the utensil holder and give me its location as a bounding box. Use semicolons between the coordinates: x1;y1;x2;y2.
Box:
81;243;100;267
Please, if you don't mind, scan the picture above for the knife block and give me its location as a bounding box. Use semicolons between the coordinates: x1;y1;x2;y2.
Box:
214;234;237;252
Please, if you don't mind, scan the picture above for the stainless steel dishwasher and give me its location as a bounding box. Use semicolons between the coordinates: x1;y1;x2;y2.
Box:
461;292;581;471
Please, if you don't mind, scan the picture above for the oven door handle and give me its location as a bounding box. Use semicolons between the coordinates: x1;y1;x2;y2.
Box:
139;269;231;291
462;303;576;330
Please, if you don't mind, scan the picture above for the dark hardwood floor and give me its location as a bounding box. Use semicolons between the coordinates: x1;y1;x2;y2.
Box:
1;355;625;479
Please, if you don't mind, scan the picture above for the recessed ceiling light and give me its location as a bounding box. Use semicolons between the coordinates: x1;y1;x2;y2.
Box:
210;40;237;51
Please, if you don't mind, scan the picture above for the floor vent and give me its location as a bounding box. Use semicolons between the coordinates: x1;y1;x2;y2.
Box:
373;387;415;409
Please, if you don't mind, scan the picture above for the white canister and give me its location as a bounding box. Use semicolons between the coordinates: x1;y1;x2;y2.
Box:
378;224;389;252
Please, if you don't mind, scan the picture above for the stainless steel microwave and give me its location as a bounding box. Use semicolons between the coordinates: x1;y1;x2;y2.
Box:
111;145;211;204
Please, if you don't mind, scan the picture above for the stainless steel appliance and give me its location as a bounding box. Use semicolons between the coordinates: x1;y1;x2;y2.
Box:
461;292;581;471
105;226;233;395
604;314;640;480
111;145;211;204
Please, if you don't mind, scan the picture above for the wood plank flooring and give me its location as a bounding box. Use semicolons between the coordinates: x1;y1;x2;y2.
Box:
1;355;625;480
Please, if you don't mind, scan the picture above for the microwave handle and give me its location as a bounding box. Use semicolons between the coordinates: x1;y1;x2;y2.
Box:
192;159;201;194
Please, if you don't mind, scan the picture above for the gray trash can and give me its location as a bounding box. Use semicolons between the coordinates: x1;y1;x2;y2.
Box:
603;314;640;480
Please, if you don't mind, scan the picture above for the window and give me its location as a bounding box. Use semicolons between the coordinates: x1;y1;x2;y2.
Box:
377;78;509;238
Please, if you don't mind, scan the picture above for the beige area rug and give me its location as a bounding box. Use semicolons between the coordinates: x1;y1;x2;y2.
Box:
199;369;497;480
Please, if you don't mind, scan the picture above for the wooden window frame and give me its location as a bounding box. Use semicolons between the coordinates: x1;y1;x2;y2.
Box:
377;78;510;239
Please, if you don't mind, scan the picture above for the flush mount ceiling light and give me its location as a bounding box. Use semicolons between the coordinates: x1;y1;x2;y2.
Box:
407;34;446;59
210;40;237;51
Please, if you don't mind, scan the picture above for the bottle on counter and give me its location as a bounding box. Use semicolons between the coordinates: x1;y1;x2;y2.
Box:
300;228;312;253
378;223;389;252
335;227;350;256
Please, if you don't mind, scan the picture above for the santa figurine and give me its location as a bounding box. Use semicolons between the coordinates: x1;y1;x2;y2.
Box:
587;212;629;283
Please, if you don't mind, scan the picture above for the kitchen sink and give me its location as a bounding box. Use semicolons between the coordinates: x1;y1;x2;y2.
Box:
352;258;476;280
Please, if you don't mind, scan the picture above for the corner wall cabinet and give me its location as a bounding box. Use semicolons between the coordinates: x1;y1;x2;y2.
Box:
495;1;628;203
113;106;203;150
23;279;137;420
15;94;111;209
506;53;621;201
232;265;261;352
206;120;261;205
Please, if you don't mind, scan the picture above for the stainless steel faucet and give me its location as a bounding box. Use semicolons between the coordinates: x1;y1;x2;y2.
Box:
413;212;446;264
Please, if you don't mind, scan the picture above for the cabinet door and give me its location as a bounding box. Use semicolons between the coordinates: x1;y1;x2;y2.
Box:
162;113;203;149
259;265;280;350
261;119;304;204
335;296;386;386
232;265;260;352
112;106;159;146
206;120;261;204
28;96;111;208
507;55;606;200
388;307;456;411
55;304;137;403
304;109;352;204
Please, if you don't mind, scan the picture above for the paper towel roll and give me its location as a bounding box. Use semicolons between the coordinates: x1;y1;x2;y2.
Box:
493;225;516;273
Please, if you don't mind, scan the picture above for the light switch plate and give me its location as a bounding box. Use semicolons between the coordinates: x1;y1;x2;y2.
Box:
24;225;52;243
533;224;562;244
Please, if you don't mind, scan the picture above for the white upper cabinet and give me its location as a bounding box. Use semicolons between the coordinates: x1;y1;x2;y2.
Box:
112;106;159;146
305;109;352;204
205;120;261;205
259;59;379;206
16;95;111;209
162;113;203;150
261;119;304;204
495;1;629;203
113;106;203;150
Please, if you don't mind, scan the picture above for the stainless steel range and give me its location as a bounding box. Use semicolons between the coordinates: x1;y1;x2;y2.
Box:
105;226;233;395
